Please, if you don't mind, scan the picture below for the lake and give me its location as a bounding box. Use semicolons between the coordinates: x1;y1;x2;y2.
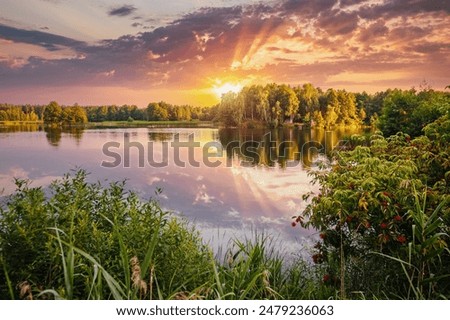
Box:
0;124;364;256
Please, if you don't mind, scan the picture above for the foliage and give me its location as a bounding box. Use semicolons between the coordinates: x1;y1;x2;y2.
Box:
0;170;335;300
146;102;169;121
379;89;449;137
0;171;212;299
215;83;368;128
1;102;214;125
216;92;243;126
300;115;450;299
43;101;64;124
0;104;41;122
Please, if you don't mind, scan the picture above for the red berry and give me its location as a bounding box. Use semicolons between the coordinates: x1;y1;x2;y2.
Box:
291;222;297;227
319;232;326;240
393;215;402;222
397;235;407;244
380;222;388;229
323;274;330;282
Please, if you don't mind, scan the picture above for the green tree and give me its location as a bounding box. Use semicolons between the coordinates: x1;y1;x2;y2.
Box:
265;84;298;124
379;89;419;136
278;84;299;123
240;85;269;122
217;92;243;126
63;106;88;124
296;83;319;124
324;106;338;128
43;101;63;124
146;103;169;121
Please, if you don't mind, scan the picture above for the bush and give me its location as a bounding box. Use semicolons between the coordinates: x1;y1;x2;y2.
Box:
0;170;212;299
0;170;333;300
300;116;450;299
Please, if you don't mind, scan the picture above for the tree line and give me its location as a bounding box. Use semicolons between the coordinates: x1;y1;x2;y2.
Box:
1;84;448;134
214;83;449;133
0;102;214;124
0;102;88;125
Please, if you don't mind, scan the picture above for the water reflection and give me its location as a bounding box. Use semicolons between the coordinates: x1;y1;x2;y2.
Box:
0;125;85;147
0;123;43;133
0;126;366;255
218;127;364;168
44;127;84;147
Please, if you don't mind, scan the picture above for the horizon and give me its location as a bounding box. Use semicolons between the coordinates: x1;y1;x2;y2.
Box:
1;0;449;107
1;81;447;109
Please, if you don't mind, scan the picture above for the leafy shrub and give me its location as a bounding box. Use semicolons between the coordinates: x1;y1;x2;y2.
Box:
301;115;450;299
0;170;212;299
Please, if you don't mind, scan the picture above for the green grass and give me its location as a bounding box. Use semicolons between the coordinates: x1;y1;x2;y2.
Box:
1;169;447;300
0;170;333;300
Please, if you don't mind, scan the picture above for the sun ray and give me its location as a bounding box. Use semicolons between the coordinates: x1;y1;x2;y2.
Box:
212;82;243;98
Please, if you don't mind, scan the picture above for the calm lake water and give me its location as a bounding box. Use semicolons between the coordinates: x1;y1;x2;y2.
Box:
0;124;364;256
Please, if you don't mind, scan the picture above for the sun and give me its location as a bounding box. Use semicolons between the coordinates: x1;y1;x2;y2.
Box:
213;82;243;98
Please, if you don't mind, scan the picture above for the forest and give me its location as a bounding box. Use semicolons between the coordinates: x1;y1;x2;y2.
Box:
0;101;213;124
1;83;448;133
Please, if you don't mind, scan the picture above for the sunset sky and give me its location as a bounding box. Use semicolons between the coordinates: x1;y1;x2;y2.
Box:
0;0;449;107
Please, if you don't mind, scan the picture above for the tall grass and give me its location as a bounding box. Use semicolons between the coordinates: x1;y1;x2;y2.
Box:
2;170;446;300
373;189;449;299
0;170;333;300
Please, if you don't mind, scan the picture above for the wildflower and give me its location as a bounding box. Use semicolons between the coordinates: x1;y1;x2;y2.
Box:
380;222;388;229
323;274;330;282
393;215;402;222
397;235;407;244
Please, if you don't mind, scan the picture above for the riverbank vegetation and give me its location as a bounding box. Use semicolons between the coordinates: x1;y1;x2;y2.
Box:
2;83;448;130
0;171;330;300
0;102;214;125
300;118;450;299
1;117;449;300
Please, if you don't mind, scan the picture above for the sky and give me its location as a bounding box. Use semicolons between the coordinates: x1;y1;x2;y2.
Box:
0;0;449;107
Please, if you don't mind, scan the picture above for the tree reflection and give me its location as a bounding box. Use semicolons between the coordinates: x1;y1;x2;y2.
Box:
44;127;85;147
218;127;366;168
45;127;62;147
